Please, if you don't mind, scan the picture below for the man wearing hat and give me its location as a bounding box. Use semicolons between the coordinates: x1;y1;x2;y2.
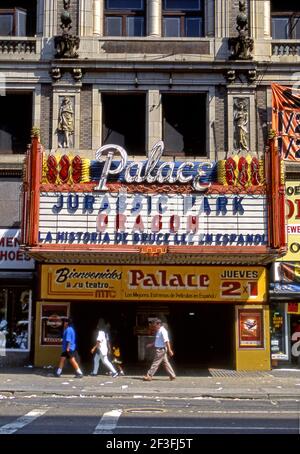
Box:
143;318;176;381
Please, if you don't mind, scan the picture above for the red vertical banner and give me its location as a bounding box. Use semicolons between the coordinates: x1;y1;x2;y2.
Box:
272;83;300;161
269;84;288;251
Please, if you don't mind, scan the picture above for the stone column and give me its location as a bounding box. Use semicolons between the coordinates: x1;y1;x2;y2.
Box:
42;0;57;37
92;88;101;150
36;0;44;36
147;0;161;37
263;0;271;38
215;0;230;38
79;0;93;36
147;90;162;153
205;0;215;37
249;0;267;39
33;85;42;129
93;0;103;36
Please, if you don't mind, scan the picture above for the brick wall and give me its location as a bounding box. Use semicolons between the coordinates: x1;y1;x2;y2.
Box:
40;85;52;150
256;87;268;152
80;85;92;150
57;0;79;35
214;86;228;155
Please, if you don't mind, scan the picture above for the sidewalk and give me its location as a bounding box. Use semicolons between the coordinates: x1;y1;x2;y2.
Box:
1;367;300;399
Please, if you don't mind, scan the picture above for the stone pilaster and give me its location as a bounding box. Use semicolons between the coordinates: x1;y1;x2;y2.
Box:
79;0;93;36
42;0;57;37
215;0;230;38
93;0;103;35
147;90;162;153
147;0;161;37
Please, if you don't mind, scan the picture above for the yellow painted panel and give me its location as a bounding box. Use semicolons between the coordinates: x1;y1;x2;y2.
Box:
34;301;64;367
40;265;267;303
235;305;271;371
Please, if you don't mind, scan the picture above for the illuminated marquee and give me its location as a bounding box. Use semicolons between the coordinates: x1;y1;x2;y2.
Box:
39;191;267;246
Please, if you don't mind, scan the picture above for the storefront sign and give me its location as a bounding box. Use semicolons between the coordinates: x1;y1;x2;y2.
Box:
283;182;300;260
40;265;267;303
0;229;35;269
95;142;212;191
287;302;300;314
41;304;69;346
238;309;264;348
38;193;267;247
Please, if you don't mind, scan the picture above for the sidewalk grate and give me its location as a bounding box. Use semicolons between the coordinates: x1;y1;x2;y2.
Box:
209;369;270;378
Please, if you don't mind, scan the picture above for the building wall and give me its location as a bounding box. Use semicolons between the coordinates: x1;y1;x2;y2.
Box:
79;84;92;150
40;85;53;151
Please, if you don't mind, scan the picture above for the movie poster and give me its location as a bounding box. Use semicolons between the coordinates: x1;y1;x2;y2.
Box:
238;309;264;348
41;304;69;346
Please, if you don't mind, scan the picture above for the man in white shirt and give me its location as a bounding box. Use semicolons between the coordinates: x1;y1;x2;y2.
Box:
90;320;118;377
143;318;176;381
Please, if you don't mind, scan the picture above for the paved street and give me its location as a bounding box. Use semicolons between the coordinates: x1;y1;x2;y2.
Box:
0;395;299;435
0;367;299;437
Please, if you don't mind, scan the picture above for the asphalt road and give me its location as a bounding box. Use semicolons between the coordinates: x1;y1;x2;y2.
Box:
0;395;299;435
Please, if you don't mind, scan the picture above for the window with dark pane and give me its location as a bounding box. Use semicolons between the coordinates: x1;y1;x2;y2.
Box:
0;1;36;36
0;93;32;155
102;94;146;155
163;0;204;37
271;0;300;39
162;93;206;157
105;0;145;36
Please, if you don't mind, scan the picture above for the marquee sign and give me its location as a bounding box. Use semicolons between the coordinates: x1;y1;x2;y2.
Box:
36;143;268;248
39;192;267;247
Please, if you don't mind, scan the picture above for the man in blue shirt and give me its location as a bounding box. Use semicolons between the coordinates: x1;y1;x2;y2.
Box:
55;318;83;378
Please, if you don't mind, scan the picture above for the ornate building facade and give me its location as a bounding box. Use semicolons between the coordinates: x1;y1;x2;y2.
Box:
0;1;299;368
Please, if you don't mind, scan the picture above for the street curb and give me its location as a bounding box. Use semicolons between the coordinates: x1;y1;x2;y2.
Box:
1;388;299;400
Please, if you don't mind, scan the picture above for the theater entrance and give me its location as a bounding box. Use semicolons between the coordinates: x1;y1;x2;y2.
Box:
169;304;235;369
71;302;235;370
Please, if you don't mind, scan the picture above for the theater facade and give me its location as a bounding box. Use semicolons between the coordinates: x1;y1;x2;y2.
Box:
21;136;286;371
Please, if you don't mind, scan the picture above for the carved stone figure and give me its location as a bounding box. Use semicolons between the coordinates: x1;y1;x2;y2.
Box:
234;99;249;152
228;0;254;60
54;0;80;58
57;97;74;148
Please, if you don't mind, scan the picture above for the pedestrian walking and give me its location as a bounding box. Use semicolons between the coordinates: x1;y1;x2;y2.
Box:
111;344;125;376
55;317;83;378
143;318;176;381
90;319;118;377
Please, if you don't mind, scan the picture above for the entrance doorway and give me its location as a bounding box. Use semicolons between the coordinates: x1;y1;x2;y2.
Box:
71;302;137;367
169;304;235;369
71;301;235;371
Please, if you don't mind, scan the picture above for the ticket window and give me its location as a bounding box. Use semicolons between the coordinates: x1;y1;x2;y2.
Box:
270;303;289;363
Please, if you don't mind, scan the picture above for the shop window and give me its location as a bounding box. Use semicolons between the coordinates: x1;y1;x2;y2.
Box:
162;93;206;156
271;0;300;39
104;0;145;37
102;93;146;155
270;303;288;361
0;1;36;37
0;93;32;154
0;288;31;352
162;0;204;37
